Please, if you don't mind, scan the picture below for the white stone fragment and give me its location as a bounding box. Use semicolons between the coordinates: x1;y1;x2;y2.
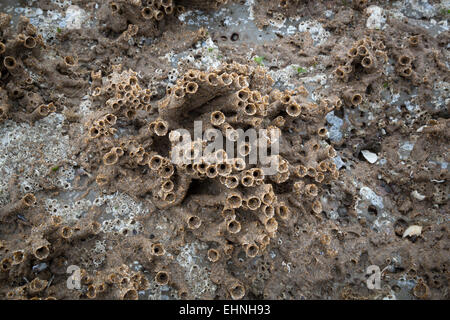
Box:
416;125;427;132
403;225;422;238
361;150;378;164
411;190;426;201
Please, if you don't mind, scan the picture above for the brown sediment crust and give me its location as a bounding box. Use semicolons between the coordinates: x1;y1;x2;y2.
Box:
0;0;448;301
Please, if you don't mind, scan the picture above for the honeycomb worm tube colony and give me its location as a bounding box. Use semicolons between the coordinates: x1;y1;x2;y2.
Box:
0;0;447;301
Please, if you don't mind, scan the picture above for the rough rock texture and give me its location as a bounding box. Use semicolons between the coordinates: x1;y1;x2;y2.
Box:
0;0;448;300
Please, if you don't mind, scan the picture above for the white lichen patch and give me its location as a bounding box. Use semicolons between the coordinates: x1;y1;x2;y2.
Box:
177;10;192;23
245;0;255;20
393;0;437;19
45;198;92;224
269;64;326;90
366;6;387;30
9;6;64;43
269;13;287;28
65;5;88;29
167;68;179;84
176;241;217;299
268;65;298;89
98;192;149;235
388;3;448;36
0;113;71;206
432;81;450;110
175;37;222;72
297;20;330;45
301;73;328;86
77;96;94;117
92;239;107;268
